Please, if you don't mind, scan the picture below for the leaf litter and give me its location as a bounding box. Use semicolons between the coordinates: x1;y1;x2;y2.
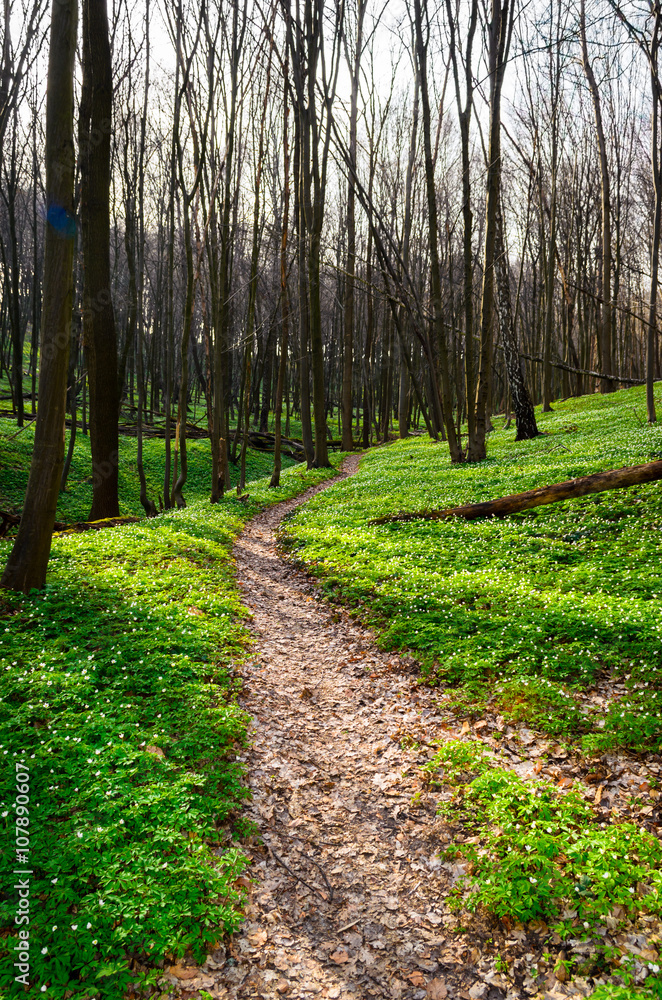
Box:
159;456;661;1000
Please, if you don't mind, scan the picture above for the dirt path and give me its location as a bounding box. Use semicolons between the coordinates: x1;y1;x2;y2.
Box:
204;457;508;1000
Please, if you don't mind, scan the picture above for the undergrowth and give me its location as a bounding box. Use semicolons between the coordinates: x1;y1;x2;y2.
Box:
281;383;662;753
0;459;340;998
426;740;662;991
0;416;296;523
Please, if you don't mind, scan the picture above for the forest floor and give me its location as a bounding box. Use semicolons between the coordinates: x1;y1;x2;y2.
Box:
3;385;662;999
161;441;662;1000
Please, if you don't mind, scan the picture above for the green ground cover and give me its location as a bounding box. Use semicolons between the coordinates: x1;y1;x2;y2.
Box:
426;740;662;926
424;739;662;992
0;417;296;523
0;459;340;998
281;384;662;753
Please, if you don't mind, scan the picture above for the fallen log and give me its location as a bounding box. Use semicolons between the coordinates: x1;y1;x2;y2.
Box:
53;516;141;534
117;421;210;440
370;459;662;524
227;430;308;461
0;512;142;538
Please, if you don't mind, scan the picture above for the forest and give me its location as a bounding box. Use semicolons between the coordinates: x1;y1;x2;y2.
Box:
1;0;662;997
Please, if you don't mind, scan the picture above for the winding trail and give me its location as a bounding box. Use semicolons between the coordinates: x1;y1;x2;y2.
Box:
212;457;509;1000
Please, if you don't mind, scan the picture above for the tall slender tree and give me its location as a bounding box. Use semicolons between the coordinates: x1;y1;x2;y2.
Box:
580;0;615;392
341;0;365;451
79;0;119;519
2;0;77;593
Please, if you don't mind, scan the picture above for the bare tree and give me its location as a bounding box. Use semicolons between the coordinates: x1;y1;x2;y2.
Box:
580;0;615;391
341;0;365;450
413;0;463;460
79;0;120;519
469;0;515;461
285;0;344;467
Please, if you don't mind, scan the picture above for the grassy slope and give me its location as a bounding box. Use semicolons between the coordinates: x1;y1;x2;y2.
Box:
0;457;340;998
0;417;296;522
282;384;662;754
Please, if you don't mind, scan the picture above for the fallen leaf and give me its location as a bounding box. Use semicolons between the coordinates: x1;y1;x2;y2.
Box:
460;721;470;735
555;951;569;983
474;720;487;730
330;949;350;964
145;745;164;757
408;970;426;986
248;928;268;946
168;965;198;981
427;981;448;1000
594;784;604;804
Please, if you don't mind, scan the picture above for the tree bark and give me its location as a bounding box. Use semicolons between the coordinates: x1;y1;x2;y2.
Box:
580;0;615;393
495;198;539;440
271;58;291;488
239;40;272;491
2;0;77;593
341;0;365;451
80;0;119;519
445;0;478;454
136;0;155;515
647;12;661;424
413;0;462;461
294;109;314;468
468;0;514;461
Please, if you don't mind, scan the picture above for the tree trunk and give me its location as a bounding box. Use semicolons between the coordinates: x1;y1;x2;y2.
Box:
580;0;615;393
468;0;513;461
647;16;661;424
413;0;462;461
172;203;195;508
341;0;365;451
60;312;79;491
79;0;119;519
2;0;77;593
495;198;539;440
271;61;291;489
136;0;154;515
362;160;375;449
446;0;478;454
294;110;314;467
